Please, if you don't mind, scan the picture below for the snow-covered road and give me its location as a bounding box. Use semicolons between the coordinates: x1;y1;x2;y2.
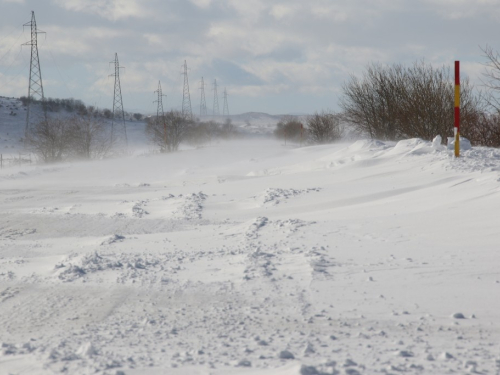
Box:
1;139;499;374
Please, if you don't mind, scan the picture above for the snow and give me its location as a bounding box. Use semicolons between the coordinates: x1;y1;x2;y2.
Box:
447;136;472;151
199;112;282;136
0;134;500;374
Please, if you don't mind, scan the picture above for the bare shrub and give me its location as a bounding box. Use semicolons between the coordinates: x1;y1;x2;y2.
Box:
340;61;483;142
27;118;70;163
146;110;193;152
464;112;500;147
274;115;304;143
481;45;500;111
68;108;112;159
306;111;344;144
221;118;238;139
185;121;217;146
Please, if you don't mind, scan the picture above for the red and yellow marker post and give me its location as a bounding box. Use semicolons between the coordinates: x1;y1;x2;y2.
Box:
454;61;460;157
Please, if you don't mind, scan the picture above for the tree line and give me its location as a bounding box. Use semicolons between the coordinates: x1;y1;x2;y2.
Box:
25;105;240;163
339;57;500;147
20;96;144;122
273;112;345;145
145;112;239;153
276;53;500;148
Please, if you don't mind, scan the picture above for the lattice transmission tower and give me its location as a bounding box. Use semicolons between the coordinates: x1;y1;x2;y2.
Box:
212;79;220;116
109;53;128;146
23;11;46;137
199;77;207;117
222;88;229;116
154;81;168;152
181;60;192;118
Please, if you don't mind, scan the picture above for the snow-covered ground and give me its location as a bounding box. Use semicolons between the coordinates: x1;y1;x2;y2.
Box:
1;137;500;375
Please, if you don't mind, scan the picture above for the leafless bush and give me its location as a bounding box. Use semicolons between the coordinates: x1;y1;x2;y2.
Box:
221;118;239;139
481;45;500;111
340;61;483;141
306;111;344;144
68;108;112;159
27;118;70;163
146;110;194;152
185;118;239;146
274;115;304;143
185;121;217;146
464;112;500;147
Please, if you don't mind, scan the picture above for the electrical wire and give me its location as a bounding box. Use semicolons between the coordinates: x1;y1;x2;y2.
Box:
0;26;22;51
1;46;24;77
0;31;24;66
47;49;74;99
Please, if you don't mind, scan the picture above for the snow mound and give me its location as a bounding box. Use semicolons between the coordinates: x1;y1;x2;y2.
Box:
56;252;172;285
447;136;472;151
261;188;321;205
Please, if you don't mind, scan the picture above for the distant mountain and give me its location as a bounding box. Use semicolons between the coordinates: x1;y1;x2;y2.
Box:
198;112;308;135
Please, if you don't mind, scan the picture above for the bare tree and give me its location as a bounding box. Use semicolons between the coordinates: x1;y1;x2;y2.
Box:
464;112;500;147
274;115;304;143
481;45;500;111
146;110;193;152
221;118;238;139
184;119;239;146
184;120;217;146
306;111;344;144
27;118;70;163
68;108;112;159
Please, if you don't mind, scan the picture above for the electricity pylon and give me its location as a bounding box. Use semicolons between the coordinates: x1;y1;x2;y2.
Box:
222;88;229;116
109;53;128;146
23;11;46;137
181;60;192;118
212;79;220;116
199;77;207;117
154;81;168;152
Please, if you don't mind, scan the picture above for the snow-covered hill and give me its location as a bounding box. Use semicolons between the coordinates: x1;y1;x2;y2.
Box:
0;137;499;374
198;112;284;135
0;97;285;160
0;96;149;160
0;96;27;155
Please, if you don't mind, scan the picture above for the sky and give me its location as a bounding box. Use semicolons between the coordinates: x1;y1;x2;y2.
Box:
0;0;499;116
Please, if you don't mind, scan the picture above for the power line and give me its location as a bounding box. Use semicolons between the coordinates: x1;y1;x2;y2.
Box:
0;30;24;65
0;26;21;47
0;46;24;78
212;79;219;116
22;11;47;137
181;60;192;118
154;80;166;119
154;80;168;152
109;53;128;146
222;87;229;116
199;77;207;117
47;50;73;99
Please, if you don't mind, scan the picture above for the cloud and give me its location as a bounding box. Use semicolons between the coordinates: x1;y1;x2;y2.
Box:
422;0;500;19
189;0;212;9
0;72;26;96
269;4;299;20
51;0;150;21
0;0;495;114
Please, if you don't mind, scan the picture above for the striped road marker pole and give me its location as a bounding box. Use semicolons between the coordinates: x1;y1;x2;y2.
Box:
454;60;460;158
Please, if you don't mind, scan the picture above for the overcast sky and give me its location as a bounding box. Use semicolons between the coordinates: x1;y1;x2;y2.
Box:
0;0;498;115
